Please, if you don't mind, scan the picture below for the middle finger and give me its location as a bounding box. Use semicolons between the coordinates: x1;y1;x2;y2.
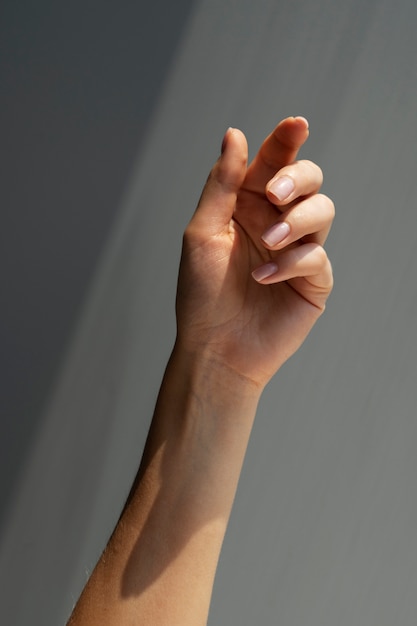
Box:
265;159;323;208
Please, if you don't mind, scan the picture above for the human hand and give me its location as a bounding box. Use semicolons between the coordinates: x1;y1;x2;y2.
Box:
175;117;334;388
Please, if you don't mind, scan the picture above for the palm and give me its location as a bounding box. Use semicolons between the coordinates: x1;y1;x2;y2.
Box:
176;118;332;386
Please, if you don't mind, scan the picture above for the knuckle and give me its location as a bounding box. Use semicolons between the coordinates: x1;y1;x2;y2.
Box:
302;243;329;271
314;247;334;290
315;193;335;220
315;245;329;266
300;159;323;184
279;159;323;188
325;196;336;219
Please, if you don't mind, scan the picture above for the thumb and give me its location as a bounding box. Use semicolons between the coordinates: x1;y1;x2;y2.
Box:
193;128;248;234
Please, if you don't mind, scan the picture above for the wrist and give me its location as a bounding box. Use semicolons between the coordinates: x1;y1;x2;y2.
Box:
169;338;264;404
150;340;263;463
146;341;262;523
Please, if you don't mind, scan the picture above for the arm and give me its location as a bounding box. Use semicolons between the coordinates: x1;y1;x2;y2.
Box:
68;117;334;625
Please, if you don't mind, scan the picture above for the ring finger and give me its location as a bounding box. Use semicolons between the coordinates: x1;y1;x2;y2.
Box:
261;193;335;249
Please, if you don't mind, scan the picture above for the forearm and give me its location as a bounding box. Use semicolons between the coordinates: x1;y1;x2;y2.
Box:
68;116;334;625
68;342;261;625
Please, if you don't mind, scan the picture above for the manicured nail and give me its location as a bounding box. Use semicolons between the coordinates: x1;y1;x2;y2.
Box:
295;115;309;128
268;176;294;201
252;262;278;282
221;127;233;154
261;221;290;247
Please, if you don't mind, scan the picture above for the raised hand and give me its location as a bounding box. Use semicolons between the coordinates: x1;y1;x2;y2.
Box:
175;117;334;387
67;117;335;626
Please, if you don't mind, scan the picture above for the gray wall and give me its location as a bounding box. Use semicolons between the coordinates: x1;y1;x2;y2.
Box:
1;0;417;624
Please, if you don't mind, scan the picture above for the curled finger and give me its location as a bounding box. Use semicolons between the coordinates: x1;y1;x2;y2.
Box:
252;243;333;295
265;159;323;207
261;193;335;250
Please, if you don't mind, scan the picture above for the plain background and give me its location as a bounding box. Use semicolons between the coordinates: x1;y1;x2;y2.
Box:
1;0;417;624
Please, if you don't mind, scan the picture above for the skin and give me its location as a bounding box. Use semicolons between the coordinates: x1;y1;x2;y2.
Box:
67;116;334;625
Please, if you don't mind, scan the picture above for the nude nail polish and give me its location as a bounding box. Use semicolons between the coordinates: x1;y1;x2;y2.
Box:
252;262;278;282
221;127;233;153
261;222;290;247
268;176;294;201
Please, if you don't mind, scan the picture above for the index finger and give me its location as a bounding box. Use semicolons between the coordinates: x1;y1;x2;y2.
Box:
243;117;310;195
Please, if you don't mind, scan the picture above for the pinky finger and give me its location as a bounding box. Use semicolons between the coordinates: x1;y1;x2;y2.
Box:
252;243;333;298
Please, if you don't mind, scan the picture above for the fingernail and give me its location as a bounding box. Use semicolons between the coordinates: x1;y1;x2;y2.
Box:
252;262;278;282
261;221;290;247
221;127;233;154
295;116;309;129
268;176;294;201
